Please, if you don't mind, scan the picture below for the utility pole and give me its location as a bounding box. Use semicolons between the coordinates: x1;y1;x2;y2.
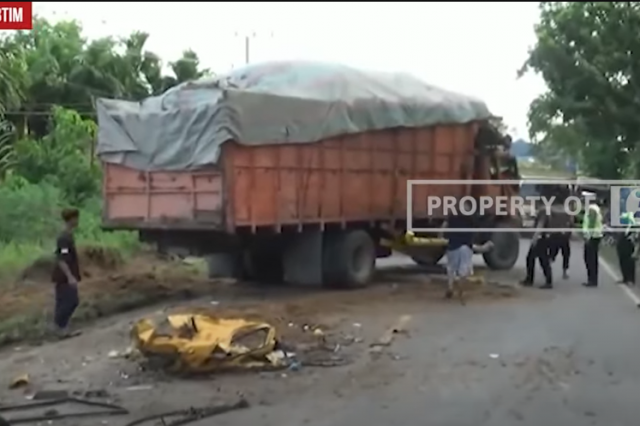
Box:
244;35;250;65
234;31;274;65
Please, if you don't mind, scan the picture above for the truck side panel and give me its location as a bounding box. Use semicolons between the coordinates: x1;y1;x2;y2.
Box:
103;164;224;229
224;123;478;229
102;122;484;231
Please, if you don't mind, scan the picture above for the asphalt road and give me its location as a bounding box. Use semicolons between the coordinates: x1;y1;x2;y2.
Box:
1;239;635;426
213;239;640;426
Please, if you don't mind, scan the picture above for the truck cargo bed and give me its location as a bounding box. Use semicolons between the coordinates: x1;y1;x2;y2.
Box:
103;123;481;232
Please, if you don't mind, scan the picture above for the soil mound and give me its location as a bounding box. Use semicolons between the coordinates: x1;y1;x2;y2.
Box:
18;245;124;283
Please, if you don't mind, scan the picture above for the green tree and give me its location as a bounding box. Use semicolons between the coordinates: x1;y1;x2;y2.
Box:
521;2;640;179
0;121;16;180
12;107;99;204
0;50;27;115
165;49;212;91
0;17;209;137
0;16;210;198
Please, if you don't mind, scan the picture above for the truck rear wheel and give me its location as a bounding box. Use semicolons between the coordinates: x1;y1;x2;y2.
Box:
482;223;520;270
323;230;375;288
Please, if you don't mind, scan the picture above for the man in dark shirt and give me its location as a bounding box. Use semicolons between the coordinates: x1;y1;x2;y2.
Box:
51;208;81;338
522;205;553;288
548;198;574;280
443;210;475;303
549;230;571;279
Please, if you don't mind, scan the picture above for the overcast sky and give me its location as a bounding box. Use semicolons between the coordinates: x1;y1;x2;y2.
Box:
35;2;546;139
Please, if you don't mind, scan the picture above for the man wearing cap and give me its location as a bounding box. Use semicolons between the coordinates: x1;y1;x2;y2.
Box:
616;211;636;286
582;201;604;287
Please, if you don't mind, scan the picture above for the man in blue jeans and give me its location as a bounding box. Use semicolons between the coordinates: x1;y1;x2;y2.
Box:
51;208;81;338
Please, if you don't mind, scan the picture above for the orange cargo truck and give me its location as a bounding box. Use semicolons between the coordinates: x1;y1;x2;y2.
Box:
98;61;521;287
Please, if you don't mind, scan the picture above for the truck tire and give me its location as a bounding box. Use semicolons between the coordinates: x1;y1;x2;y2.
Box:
482;223;520;270
323;230;376;288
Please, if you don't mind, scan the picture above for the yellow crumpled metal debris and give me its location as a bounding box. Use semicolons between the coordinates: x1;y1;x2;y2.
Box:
9;374;29;389
131;313;282;373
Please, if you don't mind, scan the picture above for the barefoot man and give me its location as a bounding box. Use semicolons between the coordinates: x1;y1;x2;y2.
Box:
442;202;475;302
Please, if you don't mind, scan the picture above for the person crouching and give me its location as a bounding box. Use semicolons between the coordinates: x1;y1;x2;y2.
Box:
442;204;475;303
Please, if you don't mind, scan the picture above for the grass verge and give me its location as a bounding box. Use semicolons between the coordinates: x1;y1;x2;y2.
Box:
0;182;219;348
0;248;212;348
0;182;141;280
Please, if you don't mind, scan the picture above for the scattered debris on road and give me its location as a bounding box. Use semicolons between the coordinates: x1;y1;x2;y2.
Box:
124;398;249;426
124;384;154;392
370;315;412;354
513;345;580;391
8;374;29;390
132;313;284;373
130;311;355;375
0;261;528;426
31;390;70;400
0;397;128;424
108;346;135;359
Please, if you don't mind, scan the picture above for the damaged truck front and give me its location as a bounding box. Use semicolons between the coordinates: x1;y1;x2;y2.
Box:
98;61;521;288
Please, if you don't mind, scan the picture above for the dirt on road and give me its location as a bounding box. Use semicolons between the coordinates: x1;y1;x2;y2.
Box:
0;247;215;346
0;253;524;426
0;246;520;347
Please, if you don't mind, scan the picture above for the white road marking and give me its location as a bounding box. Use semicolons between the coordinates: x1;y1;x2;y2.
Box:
599;257;640;308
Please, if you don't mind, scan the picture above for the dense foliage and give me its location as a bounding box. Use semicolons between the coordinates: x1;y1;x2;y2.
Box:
0;17;209;277
522;2;640;178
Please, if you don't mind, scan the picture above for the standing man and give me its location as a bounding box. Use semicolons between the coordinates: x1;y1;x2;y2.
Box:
615;211;636;286
522;203;553;289
51;208;81;338
442;202;475;304
582;200;604;287
548;188;573;280
549;223;573;280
